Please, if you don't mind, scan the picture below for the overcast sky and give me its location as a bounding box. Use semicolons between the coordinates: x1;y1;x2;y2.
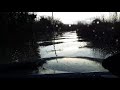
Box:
35;12;119;24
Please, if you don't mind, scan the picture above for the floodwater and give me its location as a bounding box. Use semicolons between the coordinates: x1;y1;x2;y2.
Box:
37;31;111;74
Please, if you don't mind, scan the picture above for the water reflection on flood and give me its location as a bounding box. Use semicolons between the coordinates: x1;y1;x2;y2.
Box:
38;58;108;74
37;31;110;74
39;31;110;59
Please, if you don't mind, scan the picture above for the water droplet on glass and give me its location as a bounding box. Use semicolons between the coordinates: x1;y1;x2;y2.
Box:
93;30;95;32
112;27;114;29
97;21;99;24
69;24;71;27
56;25;58;27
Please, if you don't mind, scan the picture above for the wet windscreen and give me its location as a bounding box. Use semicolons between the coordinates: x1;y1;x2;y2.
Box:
0;12;120;78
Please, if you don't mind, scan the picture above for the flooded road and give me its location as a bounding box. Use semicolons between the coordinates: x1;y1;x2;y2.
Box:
37;31;110;74
39;31;110;59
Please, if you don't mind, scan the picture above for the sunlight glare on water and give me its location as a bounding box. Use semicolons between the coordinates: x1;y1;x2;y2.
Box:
38;58;108;74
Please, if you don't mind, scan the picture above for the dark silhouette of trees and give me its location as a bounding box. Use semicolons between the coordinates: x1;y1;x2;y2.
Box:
0;12;70;63
76;14;120;56
0;12;36;46
32;16;65;41
0;12;37;63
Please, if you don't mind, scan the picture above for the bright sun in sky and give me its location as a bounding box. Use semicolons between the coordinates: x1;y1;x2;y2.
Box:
35;12;119;24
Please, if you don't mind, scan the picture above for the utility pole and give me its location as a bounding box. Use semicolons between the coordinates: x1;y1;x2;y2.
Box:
52;12;58;63
112;12;118;23
114;12;117;22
